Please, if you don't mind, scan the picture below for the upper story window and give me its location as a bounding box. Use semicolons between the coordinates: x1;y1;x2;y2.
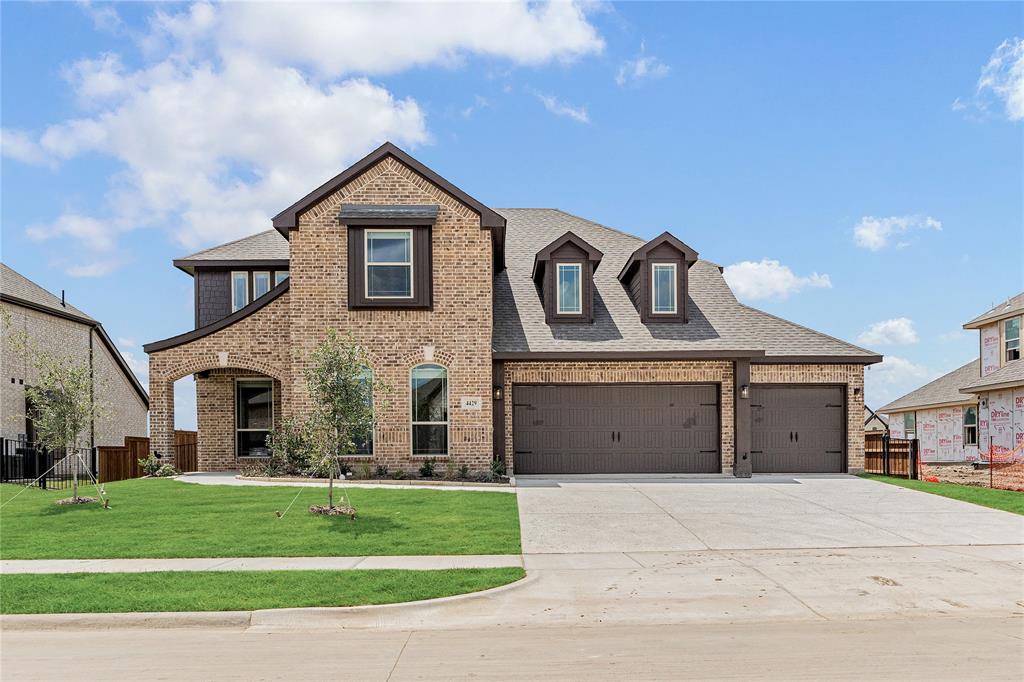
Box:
231;272;249;312
1005;317;1020;362
253;271;271;300
532;231;603;324
366;230;413;298
618;232;697;324
963;405;978;446
557;263;582;315
342;204;437;310
275;270;289;286
651;263;677;315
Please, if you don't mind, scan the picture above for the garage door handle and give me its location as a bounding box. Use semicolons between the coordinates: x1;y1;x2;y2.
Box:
789;431;793;442
514;450;532;455
826;450;842;454
795;432;799;443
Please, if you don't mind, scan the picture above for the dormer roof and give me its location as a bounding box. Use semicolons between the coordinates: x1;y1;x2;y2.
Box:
618;231;698;282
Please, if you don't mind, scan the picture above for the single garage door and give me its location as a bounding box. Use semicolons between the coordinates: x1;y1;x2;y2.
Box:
513;384;719;474
750;385;845;473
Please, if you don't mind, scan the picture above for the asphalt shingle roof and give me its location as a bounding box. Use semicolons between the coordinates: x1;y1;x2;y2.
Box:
963;292;1024;328
877;359;980;413
0;263;95;321
960;359;1024;393
493;209;878;359
176;230;289;262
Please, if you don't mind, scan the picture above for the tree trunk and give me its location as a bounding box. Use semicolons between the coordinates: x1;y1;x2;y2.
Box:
69;446;79;501
328;460;335;509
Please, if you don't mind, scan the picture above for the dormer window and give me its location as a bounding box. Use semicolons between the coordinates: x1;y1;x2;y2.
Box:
651;263;677;315
557;263;582;315
533;231;603;324
342;204;437;309
618;231;698;324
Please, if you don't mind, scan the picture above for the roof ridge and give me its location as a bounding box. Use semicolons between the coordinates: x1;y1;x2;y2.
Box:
177;229;280;260
737;302;877;356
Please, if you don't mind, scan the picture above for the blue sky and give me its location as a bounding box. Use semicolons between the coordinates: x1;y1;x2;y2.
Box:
2;2;1022;428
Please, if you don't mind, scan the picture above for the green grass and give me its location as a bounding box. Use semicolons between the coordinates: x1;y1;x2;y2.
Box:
0;479;520;559
0;568;525;614
861;474;1024;515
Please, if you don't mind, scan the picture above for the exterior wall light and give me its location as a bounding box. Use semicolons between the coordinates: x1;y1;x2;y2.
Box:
493;386;503;401
739;384;750;399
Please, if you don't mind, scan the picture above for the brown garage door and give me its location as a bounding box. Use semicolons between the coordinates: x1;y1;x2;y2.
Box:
513;384;719;474
750;385;845;473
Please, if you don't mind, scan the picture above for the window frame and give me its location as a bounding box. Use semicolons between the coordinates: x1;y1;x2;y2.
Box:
650;262;678;315
253;271;271;300
1005;316;1021;362
556;262;583;316
903;412;916;439
410;363;449;458
230;271;249;313
235;377;274;458
274;270;289;286
962;405;978;447
345;366;374;457
365;229;414;300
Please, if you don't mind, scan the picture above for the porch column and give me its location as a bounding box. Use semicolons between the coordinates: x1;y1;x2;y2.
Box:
149;373;176;463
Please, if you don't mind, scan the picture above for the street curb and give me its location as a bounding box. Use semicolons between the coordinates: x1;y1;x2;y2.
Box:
0;572;534;632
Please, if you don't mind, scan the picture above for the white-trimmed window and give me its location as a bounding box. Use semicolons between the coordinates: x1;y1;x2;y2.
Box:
366;230;413;298
556;263;582;315
253;271;271;300
231;272;249;312
275;270;289;286
236;379;273;457
963;405;978;446
1005;317;1020;362
651;263;677;314
411;364;448;456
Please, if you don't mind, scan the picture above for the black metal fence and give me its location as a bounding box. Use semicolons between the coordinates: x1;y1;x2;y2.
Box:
0;438;97;490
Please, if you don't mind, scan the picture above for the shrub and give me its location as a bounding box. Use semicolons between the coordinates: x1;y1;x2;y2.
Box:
390;468;408;480
153;463;179;478
443;460;458;480
356;462;373;480
375;465;389;478
458;464;470;480
138;454;161;477
490;459;507;480
418;458;436;478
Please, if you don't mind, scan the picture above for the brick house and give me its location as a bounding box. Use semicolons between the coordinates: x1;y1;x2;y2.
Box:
2;263;149;447
144;143;880;475
881;293;1024;463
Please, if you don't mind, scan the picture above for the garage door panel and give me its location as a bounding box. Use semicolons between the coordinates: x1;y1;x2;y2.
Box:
513;384;719;474
750;386;845;473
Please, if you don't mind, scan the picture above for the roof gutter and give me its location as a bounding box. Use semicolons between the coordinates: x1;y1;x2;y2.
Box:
492;350;765;361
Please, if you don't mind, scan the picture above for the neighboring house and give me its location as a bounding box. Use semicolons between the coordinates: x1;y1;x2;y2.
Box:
1;264;149;447
880;293;1024;463
143;142;880;476
864;406;888;433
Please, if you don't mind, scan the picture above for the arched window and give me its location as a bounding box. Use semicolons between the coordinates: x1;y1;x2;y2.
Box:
411;364;448;456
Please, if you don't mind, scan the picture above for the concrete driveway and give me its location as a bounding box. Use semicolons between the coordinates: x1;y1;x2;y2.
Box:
515;474;1024;553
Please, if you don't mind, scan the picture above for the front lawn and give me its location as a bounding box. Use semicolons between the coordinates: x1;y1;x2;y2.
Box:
0;478;520;559
0;568;525;614
862;474;1024;515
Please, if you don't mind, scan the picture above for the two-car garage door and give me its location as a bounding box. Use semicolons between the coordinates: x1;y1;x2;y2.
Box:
512;382;847;475
513;384;720;474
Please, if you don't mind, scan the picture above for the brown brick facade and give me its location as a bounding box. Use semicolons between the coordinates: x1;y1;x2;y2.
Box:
751;363;866;473
501;360;736;474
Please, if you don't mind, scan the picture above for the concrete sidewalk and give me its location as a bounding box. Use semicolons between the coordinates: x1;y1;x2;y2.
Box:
1;554;522;574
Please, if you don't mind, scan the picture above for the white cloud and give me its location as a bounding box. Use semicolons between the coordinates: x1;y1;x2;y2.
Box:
117;336;138;349
535;92;590;123
120;349;149;384
615;41;670;86
960;37;1024;121
66;260;120;278
462;95;491;118
78;0;127;35
857;318;919;346
853;215;941;251
722;259;832;301
866;356;933;411
4;1;604;272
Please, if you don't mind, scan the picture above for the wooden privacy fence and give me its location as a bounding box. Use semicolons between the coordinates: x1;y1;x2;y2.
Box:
96;431;197;483
864;433;918;478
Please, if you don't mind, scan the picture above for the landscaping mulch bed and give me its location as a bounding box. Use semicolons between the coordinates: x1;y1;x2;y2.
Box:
309;504;356;519
55;496;98;505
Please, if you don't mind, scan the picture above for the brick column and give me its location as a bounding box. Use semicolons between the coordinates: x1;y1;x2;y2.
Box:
148;373;175;462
